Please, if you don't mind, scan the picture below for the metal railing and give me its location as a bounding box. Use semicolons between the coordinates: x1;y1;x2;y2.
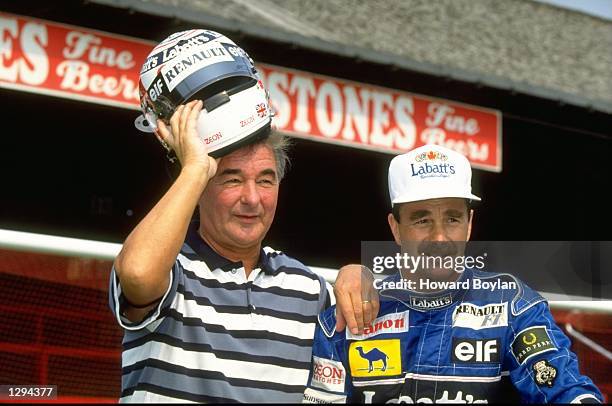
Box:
1;228;611;314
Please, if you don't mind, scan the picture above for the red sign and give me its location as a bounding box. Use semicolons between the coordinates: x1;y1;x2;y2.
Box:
258;65;502;172
0;12;502;172
0;12;150;108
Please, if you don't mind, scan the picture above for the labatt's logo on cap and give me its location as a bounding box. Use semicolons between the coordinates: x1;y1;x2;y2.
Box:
411;150;455;179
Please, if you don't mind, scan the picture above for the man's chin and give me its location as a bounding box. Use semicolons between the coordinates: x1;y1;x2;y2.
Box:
226;227;266;248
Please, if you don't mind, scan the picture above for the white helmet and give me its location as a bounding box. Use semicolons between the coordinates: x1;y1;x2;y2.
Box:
135;29;272;158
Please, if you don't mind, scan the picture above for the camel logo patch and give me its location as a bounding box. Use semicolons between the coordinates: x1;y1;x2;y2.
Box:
348;339;401;378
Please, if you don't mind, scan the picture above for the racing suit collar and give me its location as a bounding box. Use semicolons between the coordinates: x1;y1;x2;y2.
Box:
378;268;472;312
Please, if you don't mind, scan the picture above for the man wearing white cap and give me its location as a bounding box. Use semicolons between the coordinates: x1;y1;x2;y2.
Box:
303;144;602;403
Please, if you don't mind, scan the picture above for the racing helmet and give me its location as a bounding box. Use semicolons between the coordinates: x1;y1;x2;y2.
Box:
135;29;272;158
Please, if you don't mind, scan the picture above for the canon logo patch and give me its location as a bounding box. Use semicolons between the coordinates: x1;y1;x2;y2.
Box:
452;338;500;363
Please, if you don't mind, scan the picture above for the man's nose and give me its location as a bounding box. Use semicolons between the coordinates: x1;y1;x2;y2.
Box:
240;181;260;206
430;221;449;242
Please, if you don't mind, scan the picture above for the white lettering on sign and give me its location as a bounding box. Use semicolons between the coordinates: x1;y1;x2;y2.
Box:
0;17;48;85
0;13;501;172
341;86;370;143
315;81;343;137
56;61;138;100
426;103;480;136
63;31;134;69
289;76;316;133
420;128;490;162
259;65;500;172
266;71;290;128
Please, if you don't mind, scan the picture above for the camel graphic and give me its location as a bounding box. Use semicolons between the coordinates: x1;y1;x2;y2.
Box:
355;346;389;372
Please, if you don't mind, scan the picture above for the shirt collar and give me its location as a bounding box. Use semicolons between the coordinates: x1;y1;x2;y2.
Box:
184;222;272;273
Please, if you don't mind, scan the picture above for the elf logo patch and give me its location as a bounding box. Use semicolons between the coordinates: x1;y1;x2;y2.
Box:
452;338;500;363
511;326;557;364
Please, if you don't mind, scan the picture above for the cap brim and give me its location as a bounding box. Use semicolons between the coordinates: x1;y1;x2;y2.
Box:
392;191;481;205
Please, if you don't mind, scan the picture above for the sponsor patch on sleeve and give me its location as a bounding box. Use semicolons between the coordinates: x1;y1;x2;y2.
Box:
511;325;557;365
532;359;557;387
311;356;346;393
303;387;347;403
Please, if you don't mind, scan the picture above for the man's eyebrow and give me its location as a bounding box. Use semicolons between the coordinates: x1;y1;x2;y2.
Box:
446;209;466;217
259;168;277;178
409;210;431;220
218;168;242;176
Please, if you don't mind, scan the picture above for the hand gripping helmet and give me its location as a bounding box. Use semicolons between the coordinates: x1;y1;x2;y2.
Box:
135;29;272;158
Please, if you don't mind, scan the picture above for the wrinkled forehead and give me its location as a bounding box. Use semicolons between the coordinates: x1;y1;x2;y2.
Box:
398;197;469;214
216;143;277;175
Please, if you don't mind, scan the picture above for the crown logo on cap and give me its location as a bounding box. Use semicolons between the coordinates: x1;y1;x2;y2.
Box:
415;150;448;162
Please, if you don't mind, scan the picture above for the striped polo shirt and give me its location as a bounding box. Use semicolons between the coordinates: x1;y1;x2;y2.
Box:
109;223;334;403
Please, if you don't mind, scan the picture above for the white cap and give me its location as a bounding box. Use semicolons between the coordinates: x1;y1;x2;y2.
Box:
388;144;481;206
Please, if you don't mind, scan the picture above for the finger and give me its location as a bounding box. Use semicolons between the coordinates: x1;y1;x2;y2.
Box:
334;290;357;334
360;266;377;325
207;156;219;179
156;119;170;140
170;105;184;141
187;100;202;135
155;120;172;151
179;101;194;136
350;291;365;333
362;301;372;328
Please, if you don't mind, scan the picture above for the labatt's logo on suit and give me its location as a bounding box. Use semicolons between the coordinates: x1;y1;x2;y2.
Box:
411;150;455;178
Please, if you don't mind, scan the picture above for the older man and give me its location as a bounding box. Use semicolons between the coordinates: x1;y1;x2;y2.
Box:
111;98;329;402
110;29;369;402
304;144;603;403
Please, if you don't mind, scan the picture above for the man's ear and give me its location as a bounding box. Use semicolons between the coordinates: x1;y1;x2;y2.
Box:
466;209;474;241
388;212;401;245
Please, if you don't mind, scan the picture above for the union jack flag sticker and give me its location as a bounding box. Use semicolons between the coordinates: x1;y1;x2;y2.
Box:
256;103;267;118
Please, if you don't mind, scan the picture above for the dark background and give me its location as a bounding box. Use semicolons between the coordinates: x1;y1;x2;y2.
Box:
2;0;611;295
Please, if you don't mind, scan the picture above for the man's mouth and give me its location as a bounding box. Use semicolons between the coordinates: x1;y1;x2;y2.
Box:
234;214;259;223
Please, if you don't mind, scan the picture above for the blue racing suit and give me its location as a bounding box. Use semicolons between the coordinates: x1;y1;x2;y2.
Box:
303;268;603;403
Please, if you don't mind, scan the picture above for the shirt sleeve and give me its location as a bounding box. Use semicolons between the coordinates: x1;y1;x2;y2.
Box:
303;307;350;403
108;260;181;331
506;301;603;403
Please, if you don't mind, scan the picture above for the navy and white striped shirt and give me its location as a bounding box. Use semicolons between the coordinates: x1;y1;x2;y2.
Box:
109;223;334;403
